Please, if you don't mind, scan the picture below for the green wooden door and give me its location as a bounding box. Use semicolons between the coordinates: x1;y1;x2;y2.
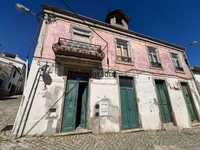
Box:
155;80;173;123
80;83;88;128
120;77;139;129
61;80;79;132
181;82;198;121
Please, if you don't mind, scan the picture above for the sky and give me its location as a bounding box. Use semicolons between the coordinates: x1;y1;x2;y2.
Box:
0;0;200;66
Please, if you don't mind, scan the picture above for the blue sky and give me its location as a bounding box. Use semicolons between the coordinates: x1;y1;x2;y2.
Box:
0;0;200;66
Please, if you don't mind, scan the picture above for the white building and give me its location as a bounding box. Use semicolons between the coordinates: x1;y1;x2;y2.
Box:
191;66;200;93
0;52;26;97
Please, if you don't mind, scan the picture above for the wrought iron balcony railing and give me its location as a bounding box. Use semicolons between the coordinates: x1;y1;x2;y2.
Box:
52;38;105;61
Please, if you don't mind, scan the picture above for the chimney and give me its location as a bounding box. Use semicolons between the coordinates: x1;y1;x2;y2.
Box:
105;9;129;30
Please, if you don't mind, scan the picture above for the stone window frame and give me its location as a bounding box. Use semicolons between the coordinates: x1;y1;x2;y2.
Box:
115;38;133;65
146;46;162;69
170;52;184;72
70;24;93;43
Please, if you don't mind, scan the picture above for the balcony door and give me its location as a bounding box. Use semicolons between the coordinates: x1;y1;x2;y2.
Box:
61;72;89;132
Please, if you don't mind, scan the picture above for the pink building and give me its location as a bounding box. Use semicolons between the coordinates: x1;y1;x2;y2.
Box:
13;6;200;137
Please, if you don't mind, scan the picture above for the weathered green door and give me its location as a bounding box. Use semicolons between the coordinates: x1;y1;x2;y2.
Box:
155;80;173;123
80;83;88;128
181;82;198;121
61;80;79;132
120;77;140;129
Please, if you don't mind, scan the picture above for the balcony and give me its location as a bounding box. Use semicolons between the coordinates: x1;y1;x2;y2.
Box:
52;38;105;61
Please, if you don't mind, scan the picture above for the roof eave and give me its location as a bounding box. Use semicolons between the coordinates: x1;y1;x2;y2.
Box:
42;5;185;51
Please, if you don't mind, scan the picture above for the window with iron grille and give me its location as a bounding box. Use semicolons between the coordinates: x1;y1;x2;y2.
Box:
116;39;131;63
171;53;183;71
148;46;162;68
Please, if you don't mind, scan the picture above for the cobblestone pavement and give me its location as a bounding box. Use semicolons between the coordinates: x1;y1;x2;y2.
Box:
0;96;21;132
1;97;200;150
1;128;200;150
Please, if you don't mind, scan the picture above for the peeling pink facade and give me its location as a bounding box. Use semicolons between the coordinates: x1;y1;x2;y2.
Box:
39;19;192;79
13;6;200;137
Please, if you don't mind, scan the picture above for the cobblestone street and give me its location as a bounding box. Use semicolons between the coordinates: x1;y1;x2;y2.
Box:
1;128;200;150
1;97;200;150
0;96;21;133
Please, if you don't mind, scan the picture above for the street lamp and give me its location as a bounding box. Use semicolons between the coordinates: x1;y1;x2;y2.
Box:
190;40;200;47
16;3;30;13
15;3;38;90
15;3;58;138
15;3;56;91
16;3;37;16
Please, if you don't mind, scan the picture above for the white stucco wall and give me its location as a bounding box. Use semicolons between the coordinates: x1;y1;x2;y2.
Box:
13;59;65;136
135;74;161;130
89;78;120;133
166;78;191;128
13;59;39;136
13;64;200;136
134;74;200;129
